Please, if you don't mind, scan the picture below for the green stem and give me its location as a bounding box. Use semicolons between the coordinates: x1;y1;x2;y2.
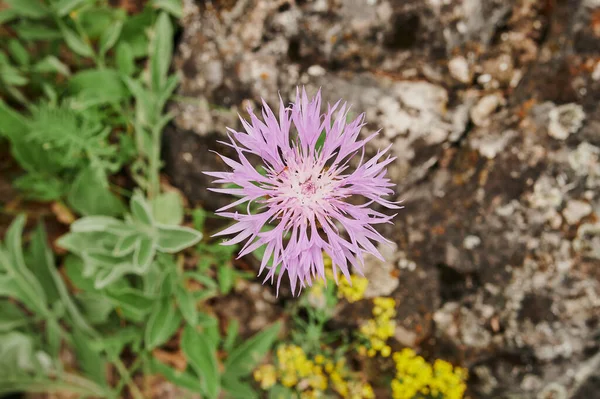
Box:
112;356;145;399
148;124;161;199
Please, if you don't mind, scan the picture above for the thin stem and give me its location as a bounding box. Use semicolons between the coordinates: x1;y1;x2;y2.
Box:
148;124;162;199
112;356;145;399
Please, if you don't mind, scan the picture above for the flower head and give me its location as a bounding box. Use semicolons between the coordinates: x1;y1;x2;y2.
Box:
205;87;400;295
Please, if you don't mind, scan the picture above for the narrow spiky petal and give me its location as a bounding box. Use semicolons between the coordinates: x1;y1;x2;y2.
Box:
205;87;401;295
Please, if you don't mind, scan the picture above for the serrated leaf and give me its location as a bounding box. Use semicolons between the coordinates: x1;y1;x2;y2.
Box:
181;325;220;399
152;191;184;226
145;298;181;350
156;225;202;253
224;322;281;377
150;12;173;91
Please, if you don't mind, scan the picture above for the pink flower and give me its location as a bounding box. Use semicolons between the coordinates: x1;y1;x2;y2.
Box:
205;88;401;295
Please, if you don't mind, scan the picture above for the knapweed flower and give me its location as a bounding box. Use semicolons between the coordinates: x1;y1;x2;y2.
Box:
206;87;400;294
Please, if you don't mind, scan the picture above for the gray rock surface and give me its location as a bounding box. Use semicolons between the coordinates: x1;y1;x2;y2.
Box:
165;0;600;397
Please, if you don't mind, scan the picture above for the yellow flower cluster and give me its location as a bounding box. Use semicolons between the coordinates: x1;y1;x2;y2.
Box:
359;297;396;357
254;345;375;398
254;345;326;395
391;348;468;399
321;254;369;303
337;273;369;303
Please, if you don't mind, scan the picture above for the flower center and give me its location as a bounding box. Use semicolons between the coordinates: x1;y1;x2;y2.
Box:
301;180;317;195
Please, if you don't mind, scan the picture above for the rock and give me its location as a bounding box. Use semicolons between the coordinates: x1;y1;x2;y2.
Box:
548;103;586;140
167;1;600;397
362;242;400;298
562;200;593;225
448;56;472;83
470;94;504;127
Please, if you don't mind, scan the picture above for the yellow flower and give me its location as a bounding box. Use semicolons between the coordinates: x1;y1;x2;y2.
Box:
391;348;468;399
253;364;277;389
359;297;397;357
337;274;369;303
381;345;392;357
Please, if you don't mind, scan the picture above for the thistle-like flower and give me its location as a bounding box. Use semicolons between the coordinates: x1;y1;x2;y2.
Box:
206;88;400;295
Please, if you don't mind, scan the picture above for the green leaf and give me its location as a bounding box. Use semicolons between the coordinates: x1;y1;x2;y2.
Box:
64;255;96;292
77;292;113;325
145;298;182;350
4;0;49;19
113;234;140;256
68;167;126;217
94;263;134;289
224;322;281;377
133;236;155;272
0;300;28;332
0;9;19;24
32;223;94;334
130;191;153;225
71;216;121;233
152;191;184;225
0;100;28;140
223;319;239;353
115;42;135;76
3;215;48;314
217;265;234;294
150;12;173;91
59;23;94;58
107;289;153;322
99;20;123;55
14;22;61;40
7;40;29;67
221;377;258;399
150;357;203;392
151;0;183;18
69;68;129;107
33;55;71;76
72;329;107;387
156;225;202;253
191;208;207;231
175;285;197;326
27;224;60;303
94;326;140;357
52;0;90;17
181;325;221;399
